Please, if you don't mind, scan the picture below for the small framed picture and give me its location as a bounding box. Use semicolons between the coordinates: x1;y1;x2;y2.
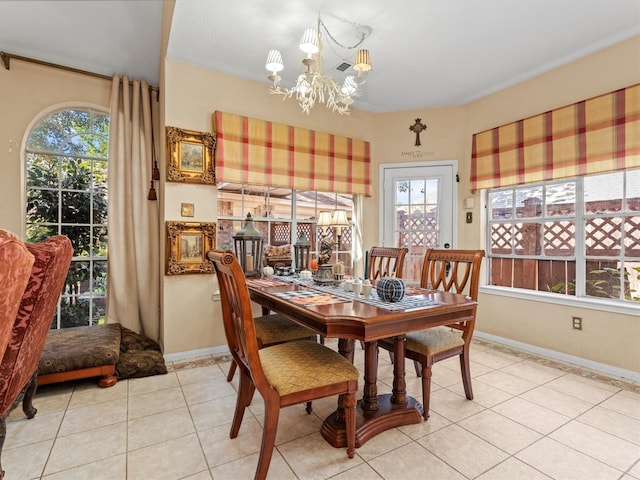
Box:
181;203;195;217
165;221;216;275
166;126;216;184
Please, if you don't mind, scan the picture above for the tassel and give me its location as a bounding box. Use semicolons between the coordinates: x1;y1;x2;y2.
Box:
152;161;160;181
147;180;157;201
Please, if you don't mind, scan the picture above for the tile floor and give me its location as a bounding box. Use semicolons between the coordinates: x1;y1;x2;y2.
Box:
4;338;640;480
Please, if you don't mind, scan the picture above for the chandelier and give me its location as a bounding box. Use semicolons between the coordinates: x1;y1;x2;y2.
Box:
265;16;372;115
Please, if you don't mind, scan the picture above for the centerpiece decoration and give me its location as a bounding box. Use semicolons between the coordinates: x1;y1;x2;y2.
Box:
376;272;406;302
315;237;336;285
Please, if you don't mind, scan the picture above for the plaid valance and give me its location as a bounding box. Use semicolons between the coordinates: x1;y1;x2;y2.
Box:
471;83;640;192
213;111;371;196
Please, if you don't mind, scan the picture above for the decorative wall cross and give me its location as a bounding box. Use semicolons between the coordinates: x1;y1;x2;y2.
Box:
409;118;427;147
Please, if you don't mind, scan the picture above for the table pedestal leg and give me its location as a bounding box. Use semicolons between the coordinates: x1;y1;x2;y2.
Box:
321;335;423;448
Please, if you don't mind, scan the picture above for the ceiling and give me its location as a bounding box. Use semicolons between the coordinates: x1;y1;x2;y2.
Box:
1;0;639;113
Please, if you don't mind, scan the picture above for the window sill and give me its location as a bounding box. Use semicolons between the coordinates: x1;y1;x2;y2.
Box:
479;285;640;316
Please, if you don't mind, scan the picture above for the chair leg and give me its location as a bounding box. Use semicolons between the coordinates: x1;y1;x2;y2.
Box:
22;374;38;419
226;360;237;382
230;369;255;439
256;401;280;480
344;392;357;459
420;363;432;420
459;351;474;400
413;360;421;377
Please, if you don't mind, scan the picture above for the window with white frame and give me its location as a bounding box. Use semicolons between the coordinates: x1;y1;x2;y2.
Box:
25;107;109;328
486;169;640;303
216;183;354;273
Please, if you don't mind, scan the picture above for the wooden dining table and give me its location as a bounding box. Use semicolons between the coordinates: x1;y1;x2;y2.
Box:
246;277;477;448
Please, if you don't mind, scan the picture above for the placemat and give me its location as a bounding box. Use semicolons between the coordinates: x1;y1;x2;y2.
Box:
273;290;350;306
246;278;290;288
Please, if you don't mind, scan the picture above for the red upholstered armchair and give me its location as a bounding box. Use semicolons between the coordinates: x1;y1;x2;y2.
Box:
0;231;35;362
0;234;72;479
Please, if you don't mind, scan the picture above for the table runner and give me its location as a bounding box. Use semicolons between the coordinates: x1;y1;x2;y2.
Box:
269;276;442;312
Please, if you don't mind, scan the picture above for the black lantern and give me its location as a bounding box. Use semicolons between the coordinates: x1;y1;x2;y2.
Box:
294;235;311;272
233;213;264;277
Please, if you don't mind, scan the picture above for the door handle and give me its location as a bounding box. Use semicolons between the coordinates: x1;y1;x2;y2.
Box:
444;243;450;249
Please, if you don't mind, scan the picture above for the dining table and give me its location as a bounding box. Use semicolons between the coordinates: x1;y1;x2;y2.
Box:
246;276;477;449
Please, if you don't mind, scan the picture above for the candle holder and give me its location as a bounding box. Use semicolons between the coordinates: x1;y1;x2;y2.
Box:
314;264;336;285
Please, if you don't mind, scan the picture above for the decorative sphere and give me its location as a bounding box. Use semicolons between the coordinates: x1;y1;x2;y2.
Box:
376;276;406;302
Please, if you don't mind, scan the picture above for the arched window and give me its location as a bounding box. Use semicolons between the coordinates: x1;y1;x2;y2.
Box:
25;107;109;328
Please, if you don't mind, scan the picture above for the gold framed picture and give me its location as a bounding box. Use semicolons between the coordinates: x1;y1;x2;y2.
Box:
166;126;216;184
180;202;195;217
165;221;216;275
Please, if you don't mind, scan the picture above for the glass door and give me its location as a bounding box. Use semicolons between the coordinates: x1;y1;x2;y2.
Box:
381;163;457;282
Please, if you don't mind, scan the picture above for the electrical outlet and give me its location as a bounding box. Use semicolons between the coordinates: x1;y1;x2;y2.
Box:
572;316;582;330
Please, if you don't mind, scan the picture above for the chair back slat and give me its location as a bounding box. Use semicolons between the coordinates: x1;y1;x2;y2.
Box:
208;250;268;388
420;249;484;300
368;247;408;282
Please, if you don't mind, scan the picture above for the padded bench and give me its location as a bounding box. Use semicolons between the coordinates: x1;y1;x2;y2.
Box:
38;323;121;388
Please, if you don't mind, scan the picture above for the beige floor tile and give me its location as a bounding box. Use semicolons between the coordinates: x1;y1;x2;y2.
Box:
520;385;594;418
189;393;239;431
447;378;514;408
367;441;466;480
516;437;623;480
475;457;553;480
67;379;128;409
475;370;538;395
127;433;208;480
550;420;640;471
628;461;640;478
127;370;180;396
254;404;325;445
41;453;126;480
182;470;214;480
277;431;364;480
127;386;186;420
398;410;451;440
6;410;63;448
198;415;264;467
491;397;571;435
128;405;195;451
418;424;509;478
177;363;226;385
471;350;520;369
501;360;565;385
181;376;237;405
458;410;542;454
350;426;413;462
429;387;485;422
431;364;467;388
600;390;640;420
577;406;640;445
2;438;52;479
210;450;297;480
330;462;384;479
28;383;73;415
58;397;127;436
44;422;126;475
544;374;620;403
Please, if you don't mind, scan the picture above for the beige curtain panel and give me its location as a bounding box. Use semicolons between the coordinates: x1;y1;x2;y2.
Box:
471;83;640;192
213;111;371;196
107;75;161;341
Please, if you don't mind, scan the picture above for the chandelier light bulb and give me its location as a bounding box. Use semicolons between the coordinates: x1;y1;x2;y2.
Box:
353;49;372;74
341;76;358;96
265;49;284;74
299;28;319;57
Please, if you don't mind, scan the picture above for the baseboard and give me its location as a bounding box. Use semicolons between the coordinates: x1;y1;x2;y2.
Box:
474;331;640;383
163;345;229;363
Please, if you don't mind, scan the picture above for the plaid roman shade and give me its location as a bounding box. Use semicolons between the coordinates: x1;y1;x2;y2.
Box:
213;111;371;196
471;83;640;192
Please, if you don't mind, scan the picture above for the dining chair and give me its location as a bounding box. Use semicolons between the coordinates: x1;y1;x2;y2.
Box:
208;250;359;480
378;248;484;420
367;246;408;283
